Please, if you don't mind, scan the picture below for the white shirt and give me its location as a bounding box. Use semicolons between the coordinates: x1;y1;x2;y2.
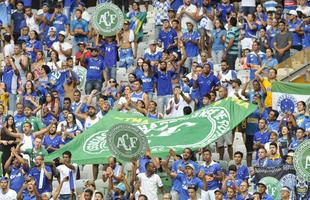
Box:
52;41;72;61
57;163;78;195
137;173;163;200
241;0;256;7
177;4;198;30
166;94;193;118
84;116;99;129
0;189;17;200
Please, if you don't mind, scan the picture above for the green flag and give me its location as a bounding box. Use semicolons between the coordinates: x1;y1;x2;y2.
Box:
45;98;257;164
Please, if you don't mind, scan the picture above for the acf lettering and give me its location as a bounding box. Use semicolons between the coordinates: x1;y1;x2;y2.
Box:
117;134;138;151
99;11;117;27
305;155;310;169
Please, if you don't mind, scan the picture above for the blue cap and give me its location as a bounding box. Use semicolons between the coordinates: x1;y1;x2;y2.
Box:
0;176;9;182
116;183;126;192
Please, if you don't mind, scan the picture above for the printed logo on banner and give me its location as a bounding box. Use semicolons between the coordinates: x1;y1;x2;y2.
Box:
83;130;109;154
92;3;124;36
259;177;281;200
107;124;148;161
294;140;310;181
280;174;297;200
276;94;297;114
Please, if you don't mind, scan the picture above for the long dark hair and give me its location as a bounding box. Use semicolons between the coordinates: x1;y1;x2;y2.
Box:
5;115;17;132
142;62;153;78
23;80;35;94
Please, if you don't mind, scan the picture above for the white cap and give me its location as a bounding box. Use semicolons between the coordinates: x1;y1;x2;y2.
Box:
48;26;57;33
58;31;66;37
288;10;298;16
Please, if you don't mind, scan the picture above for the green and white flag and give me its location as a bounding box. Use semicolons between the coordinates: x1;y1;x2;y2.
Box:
272;81;310;115
45;98;256;164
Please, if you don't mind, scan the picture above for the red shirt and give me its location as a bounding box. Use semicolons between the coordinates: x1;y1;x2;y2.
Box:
75;51;91;68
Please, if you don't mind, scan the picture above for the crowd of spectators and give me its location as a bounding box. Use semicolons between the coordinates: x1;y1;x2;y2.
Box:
0;0;309;199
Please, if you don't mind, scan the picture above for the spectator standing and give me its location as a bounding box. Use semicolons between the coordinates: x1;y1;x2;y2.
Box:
29;155;52;194
99;36;117;80
257;182;274;200
11;1;25;41
166;86;192;117
48;4;70;33
273;21;292;63
209;19;226;65
116;20;137;69
183;21;200;72
82;48;107;95
70;9;89;54
176;0;198;31
287;10;303;55
54;151;78;200
246;41;266;80
158;19;178;53
224;17;240;70
17;178;40;200
215;0;235;24
153;0;170;37
51;31;72;62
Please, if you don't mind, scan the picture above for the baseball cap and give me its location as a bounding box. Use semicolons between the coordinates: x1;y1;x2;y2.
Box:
168;8;175;12
58;31;66;37
185;163;195;170
214;189;224;195
161;18;169;23
78;41;87;46
78;2;85;7
124;20;130;25
149;40;157;45
0;176;9;182
231;78;242;86
287;152;294;157
186;21;194;25
48;26;57;33
288;10;298;16
42;2;48;6
87;105;97;110
257;182;267;188
281;186;291;192
116;183;126;192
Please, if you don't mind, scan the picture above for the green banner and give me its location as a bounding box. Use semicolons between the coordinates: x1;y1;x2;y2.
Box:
294;139;310;181
45;98;257;164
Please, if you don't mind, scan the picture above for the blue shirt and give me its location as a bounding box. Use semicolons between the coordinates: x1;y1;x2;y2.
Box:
247;90;265;104
216;3;235;24
52;14;69;32
199;161;222;190
138;156;152;173
243;22;258;38
137;73;154;93
22;191;36;200
183;31;200;57
176;173;204;200
43;135;64;153
267;27;279;49
211;29;226;51
245;108;269;135
44;36;58;48
254;130;270;145
288;19;303;47
2;66;19;94
14;114;26;133
236;164;249;180
144;51;162;62
301;116;310;132
101;41;117;68
70;18;89;43
246;51;266;80
9;165;27;192
11;11;25;34
29;166;52;194
48;70;70;97
262;58;278;69
158;28;178;51
85;57;105;81
267;120;279;132
303;24;310;48
289;139;303;151
155;70;176;96
26;40;43;62
191;73;220;100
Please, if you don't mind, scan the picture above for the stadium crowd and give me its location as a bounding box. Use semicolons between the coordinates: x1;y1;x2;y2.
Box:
0;0;309;199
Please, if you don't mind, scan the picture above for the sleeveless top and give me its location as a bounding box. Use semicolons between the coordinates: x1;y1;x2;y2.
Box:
148;112;158;119
25;14;39;33
84;116;99;130
131;91;143;103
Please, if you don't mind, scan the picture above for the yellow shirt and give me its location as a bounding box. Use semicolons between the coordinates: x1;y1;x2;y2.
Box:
0;94;8;112
263;78;272;108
